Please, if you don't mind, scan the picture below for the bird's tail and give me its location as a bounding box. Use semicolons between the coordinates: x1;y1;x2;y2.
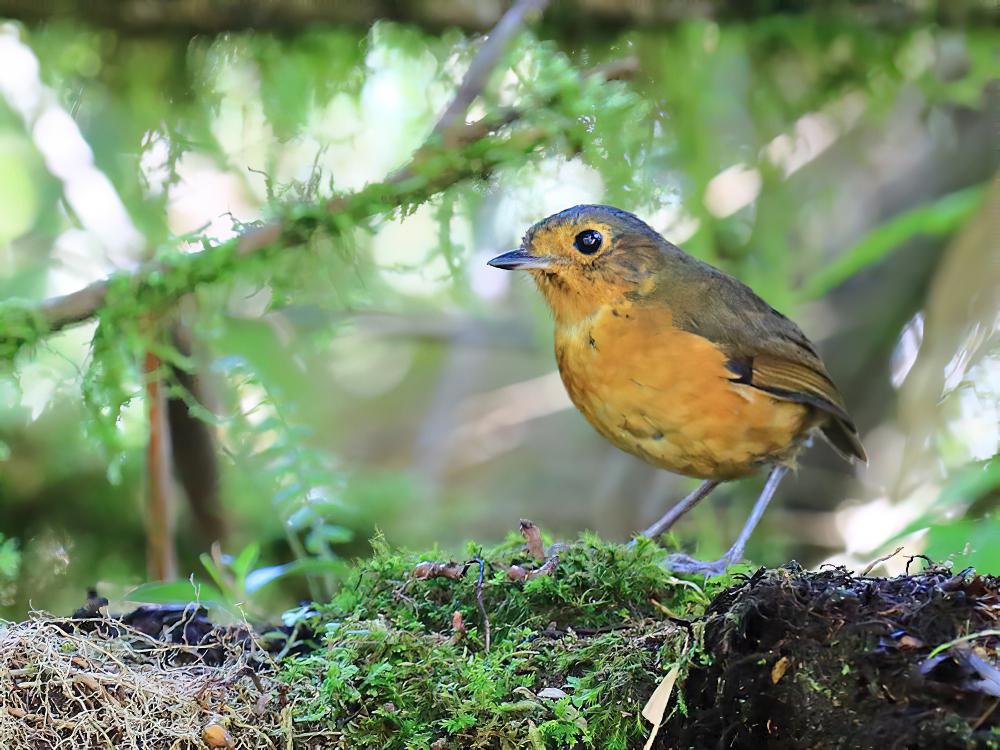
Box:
820;417;867;464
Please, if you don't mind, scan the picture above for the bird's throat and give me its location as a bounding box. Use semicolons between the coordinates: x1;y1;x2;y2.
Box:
531;270;638;328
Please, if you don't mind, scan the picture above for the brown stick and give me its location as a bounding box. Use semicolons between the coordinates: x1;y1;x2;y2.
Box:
860;546;904;577
473;557;491;653
432;0;549;146
143;350;178;581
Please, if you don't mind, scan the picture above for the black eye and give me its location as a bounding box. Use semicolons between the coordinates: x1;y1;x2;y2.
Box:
574;229;603;255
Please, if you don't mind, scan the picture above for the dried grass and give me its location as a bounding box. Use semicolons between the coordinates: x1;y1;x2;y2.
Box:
0;611;289;750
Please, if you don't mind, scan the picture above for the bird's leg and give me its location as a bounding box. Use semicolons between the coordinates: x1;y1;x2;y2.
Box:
639;479;721;540
666;465;789;576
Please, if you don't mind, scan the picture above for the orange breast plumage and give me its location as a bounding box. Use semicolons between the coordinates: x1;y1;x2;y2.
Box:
553;301;813;480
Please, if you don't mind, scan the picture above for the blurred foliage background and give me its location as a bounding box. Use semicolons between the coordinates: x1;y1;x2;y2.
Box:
0;0;997;618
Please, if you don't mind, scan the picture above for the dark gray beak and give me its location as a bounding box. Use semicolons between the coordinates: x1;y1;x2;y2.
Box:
486;248;553;271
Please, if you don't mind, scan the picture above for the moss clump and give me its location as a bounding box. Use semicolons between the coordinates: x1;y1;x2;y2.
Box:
0;299;48;361
279;532;728;749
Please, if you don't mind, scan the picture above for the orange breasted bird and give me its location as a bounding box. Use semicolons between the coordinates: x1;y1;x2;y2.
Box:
488;205;866;575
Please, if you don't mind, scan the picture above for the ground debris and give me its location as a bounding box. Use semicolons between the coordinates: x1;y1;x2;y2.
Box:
506;554;559;582
411;560;465;580
520;519;546;561
665;562;1000;750
2;538;997;749
0;613;286;749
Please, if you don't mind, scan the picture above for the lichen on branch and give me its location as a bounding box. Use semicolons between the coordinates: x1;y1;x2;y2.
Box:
0;43;643;458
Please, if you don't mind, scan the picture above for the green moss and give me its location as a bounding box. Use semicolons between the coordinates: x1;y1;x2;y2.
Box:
0;299;48;361
280;533;730;749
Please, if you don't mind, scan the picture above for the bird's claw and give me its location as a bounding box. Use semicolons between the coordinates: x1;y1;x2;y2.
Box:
664;552;734;577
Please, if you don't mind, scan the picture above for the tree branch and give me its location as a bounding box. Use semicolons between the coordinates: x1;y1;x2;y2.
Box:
431;0;549;145
23;117;516;341
0;0;990;34
6;1;629;354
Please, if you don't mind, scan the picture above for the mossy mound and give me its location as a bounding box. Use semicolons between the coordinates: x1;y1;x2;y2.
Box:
280;532;725;749
3;531;997;749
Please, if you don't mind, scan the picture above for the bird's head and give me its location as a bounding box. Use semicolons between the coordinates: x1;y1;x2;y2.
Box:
488;205;673;323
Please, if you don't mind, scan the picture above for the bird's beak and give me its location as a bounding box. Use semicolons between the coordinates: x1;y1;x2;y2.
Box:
486;248;553;271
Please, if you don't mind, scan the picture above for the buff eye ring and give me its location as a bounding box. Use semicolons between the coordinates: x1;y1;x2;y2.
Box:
574;229;603;255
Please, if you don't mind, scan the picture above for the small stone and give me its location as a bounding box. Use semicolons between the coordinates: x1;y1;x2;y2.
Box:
537;687;567;699
202;723;233;748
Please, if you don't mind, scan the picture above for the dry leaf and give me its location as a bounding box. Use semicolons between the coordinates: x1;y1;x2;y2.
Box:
519;519;546;560
642;663;680;750
73;674;100;692
412;561;464;580
526;555;559;580
254;691;271;716
771;656;791;684
507;564;527;582
507;556;559;583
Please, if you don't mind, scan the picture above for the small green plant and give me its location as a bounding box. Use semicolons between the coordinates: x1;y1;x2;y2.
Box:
0;533;20;606
278;532;732;749
125;542;344;619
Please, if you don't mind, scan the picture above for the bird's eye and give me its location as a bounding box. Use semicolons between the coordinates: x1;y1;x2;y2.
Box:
574;229;603;255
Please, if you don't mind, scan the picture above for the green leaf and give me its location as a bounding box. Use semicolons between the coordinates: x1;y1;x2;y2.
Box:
124;579;225;604
305;524;354;553
0;534;20;579
199;552;231;595
231;543;261;580
887;456;1000;543
924;514;1000;572
802;183;986;298
244;558;345;594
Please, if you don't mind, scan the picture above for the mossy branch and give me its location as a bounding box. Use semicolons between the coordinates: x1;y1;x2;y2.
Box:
2;0;994;33
0;50;636;361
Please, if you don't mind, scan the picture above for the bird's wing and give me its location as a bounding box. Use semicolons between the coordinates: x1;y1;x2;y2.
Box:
661;260;867;462
744;353;849;416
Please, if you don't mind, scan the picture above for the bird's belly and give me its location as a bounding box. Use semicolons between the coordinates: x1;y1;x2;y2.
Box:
554;308;810;480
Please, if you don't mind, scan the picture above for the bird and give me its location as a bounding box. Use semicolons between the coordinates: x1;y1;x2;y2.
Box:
487;205;866;575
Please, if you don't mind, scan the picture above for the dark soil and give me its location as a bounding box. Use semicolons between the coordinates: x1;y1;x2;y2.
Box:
665;562;1000;750
65;588;316;665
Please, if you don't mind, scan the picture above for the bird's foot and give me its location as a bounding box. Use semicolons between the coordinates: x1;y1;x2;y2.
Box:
663;552;735;577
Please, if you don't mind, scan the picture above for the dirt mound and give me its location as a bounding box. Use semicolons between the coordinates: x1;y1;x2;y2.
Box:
669;562;1000;749
1;539;997;749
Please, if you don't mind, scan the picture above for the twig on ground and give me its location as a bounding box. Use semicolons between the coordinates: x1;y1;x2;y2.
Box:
973;698;1000;731
861;546;905;576
506;555;559;582
408;557;493;652
520;519;546;561
412;561;466;580
906;554;934;575
473;557;491;653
